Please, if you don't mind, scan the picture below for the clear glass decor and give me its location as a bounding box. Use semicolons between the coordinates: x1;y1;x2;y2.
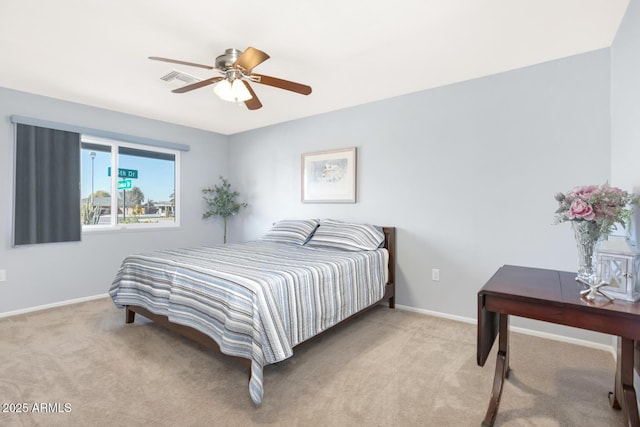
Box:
572;221;602;283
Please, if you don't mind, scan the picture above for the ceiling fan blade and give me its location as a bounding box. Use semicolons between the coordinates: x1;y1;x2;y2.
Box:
251;73;312;95
233;47;270;73
172;77;224;93
149;56;214;70
242;81;262;110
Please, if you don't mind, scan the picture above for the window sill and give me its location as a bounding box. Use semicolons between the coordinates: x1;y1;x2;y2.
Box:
82;222;180;235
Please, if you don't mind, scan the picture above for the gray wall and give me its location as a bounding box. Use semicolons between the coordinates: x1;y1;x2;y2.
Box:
612;0;640;242
0;87;229;313
229;49;612;343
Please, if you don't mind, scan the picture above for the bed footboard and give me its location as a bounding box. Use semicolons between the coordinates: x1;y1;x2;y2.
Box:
125;306;136;324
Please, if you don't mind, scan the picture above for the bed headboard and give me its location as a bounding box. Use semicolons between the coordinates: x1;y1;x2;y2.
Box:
382;227;396;286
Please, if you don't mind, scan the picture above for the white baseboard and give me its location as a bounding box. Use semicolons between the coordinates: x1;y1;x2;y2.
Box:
0;293;110;319
395;303;617;359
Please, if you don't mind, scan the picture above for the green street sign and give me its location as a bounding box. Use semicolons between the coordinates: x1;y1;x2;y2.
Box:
108;167;138;179
117;180;132;190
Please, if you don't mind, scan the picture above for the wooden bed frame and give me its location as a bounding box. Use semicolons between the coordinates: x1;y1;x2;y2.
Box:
123;226;396;365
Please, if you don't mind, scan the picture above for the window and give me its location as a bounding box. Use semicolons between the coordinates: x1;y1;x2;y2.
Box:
80;136;180;229
11;116;188;245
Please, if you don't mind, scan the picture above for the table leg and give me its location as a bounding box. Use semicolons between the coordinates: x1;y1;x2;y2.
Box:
610;337;623;410
610;337;640;427
482;313;510;427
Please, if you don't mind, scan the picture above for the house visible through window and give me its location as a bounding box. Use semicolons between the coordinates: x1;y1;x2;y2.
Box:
80;136;179;229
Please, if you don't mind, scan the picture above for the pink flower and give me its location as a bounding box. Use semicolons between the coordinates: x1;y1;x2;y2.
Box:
603;186;623;196
566;199;596;220
572;185;597;200
554;183;636;234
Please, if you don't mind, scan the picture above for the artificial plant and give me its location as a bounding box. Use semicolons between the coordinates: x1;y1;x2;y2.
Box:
202;176;247;243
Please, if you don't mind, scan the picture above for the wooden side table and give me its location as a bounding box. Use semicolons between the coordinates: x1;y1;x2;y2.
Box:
477;265;640;427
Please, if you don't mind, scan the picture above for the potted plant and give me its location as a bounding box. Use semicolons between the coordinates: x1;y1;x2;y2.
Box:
202;176;247;243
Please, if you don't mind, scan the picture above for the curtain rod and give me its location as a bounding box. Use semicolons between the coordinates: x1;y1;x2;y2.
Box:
10;115;190;152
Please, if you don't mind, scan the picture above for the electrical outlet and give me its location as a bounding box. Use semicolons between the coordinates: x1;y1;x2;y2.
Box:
431;268;440;281
0;270;6;282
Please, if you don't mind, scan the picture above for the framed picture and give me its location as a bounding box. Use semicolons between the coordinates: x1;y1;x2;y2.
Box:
301;147;357;203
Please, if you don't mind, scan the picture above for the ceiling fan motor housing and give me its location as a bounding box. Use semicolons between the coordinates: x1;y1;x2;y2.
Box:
215;48;243;71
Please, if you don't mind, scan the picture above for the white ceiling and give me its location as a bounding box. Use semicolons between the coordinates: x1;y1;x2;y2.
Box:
0;0;630;135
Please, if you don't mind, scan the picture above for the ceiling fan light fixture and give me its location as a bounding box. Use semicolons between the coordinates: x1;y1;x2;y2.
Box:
214;79;252;103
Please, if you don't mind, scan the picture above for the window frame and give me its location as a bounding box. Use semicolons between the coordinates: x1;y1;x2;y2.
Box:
81;135;181;232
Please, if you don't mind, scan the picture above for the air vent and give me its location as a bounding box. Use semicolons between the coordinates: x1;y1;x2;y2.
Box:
160;70;202;85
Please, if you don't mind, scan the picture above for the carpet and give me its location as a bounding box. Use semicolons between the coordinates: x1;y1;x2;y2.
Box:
0;298;625;426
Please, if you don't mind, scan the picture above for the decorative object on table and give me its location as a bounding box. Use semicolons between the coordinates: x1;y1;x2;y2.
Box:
202;176;247;243
301;147;356;203
575;276;614;302
554;183;637;299
596;237;640;301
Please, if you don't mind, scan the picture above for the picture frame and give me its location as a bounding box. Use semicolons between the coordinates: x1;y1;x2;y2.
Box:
301;147;357;203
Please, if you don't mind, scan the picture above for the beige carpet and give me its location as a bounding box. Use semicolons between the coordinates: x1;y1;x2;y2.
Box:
0;298;625;427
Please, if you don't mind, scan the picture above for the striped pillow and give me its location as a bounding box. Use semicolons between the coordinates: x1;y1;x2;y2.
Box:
260;219;319;245
305;219;385;251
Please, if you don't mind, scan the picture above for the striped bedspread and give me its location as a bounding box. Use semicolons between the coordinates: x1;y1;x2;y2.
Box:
109;240;389;404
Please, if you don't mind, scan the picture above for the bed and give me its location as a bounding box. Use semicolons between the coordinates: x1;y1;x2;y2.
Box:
109;219;396;404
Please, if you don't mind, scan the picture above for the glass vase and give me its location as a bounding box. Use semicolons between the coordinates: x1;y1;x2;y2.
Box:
571;221;602;283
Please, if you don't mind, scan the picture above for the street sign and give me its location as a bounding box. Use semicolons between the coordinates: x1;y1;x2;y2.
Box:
117;180;132;190
108;167;138;179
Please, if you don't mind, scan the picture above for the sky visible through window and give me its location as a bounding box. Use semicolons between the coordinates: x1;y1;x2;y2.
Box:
81;148;175;203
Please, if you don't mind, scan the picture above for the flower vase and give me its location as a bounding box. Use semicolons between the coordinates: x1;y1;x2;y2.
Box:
571;221;602;283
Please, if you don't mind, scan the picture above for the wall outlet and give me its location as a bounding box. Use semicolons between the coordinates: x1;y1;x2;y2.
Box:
431;268;440;281
0;270;6;282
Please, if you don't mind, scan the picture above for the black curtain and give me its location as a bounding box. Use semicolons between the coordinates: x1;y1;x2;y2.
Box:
14;124;81;245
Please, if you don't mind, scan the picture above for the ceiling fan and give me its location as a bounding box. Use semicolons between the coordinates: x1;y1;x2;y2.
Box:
149;47;312;110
